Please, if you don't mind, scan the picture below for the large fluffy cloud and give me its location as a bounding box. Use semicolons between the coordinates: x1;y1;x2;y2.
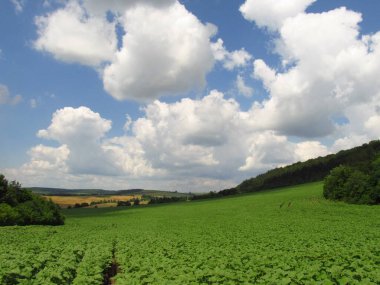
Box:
103;2;216;101
246;7;380;140
239;0;316;31
37;106;123;175
34;1;117;67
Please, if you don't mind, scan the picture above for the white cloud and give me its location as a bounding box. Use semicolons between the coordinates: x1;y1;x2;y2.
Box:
252;59;276;88
246;8;380;139
365;115;380;138
37;106;122;175
239;131;296;172
24;144;70;173
239;0;316;31
103;2;215;101
37;106;112;142
34;1;117;67
295;141;329;161
128;90;304;180
211;38;252;70
331;135;370;153
0;84;22;105
235;75;253;97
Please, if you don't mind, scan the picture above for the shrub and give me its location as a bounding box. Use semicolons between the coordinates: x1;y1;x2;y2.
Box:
323;163;379;205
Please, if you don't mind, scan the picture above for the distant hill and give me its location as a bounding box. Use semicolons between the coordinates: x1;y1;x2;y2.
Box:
234;140;380;194
28;187;192;198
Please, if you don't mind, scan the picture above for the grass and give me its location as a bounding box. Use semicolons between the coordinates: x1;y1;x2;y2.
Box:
1;182;379;284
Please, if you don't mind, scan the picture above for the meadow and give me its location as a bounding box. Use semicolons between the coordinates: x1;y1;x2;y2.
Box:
0;182;379;284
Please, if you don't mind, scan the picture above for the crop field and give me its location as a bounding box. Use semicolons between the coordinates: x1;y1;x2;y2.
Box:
44;195;141;208
0;182;379;284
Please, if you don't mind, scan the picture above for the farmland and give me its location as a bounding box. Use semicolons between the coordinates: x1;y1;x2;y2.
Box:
44;195;141;208
1;182;379;284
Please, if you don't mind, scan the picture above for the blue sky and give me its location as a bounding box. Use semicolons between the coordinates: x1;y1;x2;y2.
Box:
1;0;380;191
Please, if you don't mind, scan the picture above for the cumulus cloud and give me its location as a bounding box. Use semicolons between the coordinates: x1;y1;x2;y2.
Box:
239;0;316;31
118;90;307;180
246;7;380;140
0;84;22;105
295;141;329;161
33;0;218;101
239;132;296;172
34;1;117;67
103;2;215;101
23;144;70;173
37;106;122;175
8;91;327;191
211;38;252;71
10;106;159;184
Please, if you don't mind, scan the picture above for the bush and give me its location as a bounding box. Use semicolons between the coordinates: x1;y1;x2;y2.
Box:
0;203;20;226
323;163;379;205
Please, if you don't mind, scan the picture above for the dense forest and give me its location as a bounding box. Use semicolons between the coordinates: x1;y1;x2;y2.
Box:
0;175;64;226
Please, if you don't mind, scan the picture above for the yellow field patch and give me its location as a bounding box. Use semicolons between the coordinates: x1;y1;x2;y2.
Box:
44;195;141;208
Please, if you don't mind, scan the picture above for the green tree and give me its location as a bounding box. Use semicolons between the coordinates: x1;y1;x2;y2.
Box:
0;174;65;226
323;166;354;200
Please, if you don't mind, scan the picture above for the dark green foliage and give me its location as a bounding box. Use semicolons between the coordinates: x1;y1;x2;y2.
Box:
117;201;131;207
73;203;89;208
0;174;64;226
148;196;187;204
133;198;140;206
236;140;380;194
323;157;380;204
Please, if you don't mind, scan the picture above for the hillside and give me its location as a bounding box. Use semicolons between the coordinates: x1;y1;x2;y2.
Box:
234;140;380;194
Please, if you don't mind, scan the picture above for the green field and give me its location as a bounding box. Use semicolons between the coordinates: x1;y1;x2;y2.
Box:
0;182;379;284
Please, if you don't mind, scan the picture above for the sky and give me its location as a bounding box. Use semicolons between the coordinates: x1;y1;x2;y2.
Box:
1;0;380;192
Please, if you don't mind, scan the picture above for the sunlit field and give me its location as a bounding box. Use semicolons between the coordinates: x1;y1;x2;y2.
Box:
1;182;379;284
